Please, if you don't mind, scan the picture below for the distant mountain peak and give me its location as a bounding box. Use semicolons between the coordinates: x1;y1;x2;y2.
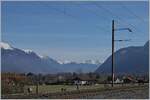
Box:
37;54;44;59
57;59;101;65
0;42;13;50
23;49;33;54
57;60;82;64
84;59;101;65
42;55;50;59
58;60;72;64
57;60;64;64
1;42;100;73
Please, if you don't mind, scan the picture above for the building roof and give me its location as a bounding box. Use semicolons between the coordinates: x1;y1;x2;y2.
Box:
73;75;96;81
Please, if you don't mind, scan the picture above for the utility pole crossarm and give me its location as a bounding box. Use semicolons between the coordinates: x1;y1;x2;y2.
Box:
114;28;132;32
115;39;131;42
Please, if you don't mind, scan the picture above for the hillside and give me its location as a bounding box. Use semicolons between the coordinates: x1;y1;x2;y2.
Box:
95;41;149;74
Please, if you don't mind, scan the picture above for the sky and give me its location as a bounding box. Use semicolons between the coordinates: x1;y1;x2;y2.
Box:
1;1;149;63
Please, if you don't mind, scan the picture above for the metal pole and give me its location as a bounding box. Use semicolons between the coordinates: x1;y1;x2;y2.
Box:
36;82;38;95
112;20;115;87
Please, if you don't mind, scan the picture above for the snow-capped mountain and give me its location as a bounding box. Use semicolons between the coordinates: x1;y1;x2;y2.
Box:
23;49;34;54
57;60;72;64
57;60;101;65
1;42;60;73
1;42;99;73
0;42;13;50
95;41;149;75
84;60;101;65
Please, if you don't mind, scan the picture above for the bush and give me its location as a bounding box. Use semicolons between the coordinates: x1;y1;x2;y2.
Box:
1;82;24;94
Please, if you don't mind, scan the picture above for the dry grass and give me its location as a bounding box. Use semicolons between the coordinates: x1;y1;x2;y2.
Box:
25;84;105;94
24;83;144;94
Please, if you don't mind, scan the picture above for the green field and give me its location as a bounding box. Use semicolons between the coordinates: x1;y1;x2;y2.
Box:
2;84;148;99
24;84;105;94
24;83;145;94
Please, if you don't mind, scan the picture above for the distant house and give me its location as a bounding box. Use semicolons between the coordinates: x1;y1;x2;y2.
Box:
73;77;86;85
114;78;123;84
123;76;137;83
72;75;96;85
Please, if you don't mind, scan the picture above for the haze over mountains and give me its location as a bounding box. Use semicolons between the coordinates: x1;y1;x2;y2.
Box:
95;41;149;75
1;42;99;74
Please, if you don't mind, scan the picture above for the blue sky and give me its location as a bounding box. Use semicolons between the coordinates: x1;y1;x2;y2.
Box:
1;1;149;63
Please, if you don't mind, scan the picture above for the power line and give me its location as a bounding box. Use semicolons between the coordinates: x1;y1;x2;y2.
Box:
78;4;109;21
120;2;147;23
51;6;79;21
93;3;134;27
75;3;111;33
93;3;144;33
24;3;146;37
42;3;111;35
118;3;148;43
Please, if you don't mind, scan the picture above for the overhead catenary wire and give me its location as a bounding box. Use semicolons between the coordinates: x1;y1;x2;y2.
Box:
34;2;146;40
118;3;148;42
93;3;135;28
92;2;146;35
75;3;111;33
93;2;149;44
50;5;79;21
120;2;147;23
42;3;111;35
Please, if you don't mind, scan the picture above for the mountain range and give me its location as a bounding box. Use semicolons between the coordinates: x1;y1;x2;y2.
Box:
1;41;149;74
1;42;99;74
95;41;149;75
